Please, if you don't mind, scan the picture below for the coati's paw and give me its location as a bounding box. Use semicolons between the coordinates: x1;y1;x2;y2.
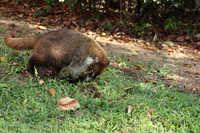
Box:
68;79;79;84
27;64;35;76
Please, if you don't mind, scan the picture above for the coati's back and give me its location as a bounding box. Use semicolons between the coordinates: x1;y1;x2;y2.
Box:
35;29;108;67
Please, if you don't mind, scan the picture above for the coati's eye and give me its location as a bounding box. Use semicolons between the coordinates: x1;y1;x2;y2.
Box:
88;70;95;77
85;70;95;82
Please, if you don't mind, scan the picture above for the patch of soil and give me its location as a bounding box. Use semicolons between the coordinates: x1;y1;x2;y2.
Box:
80;83;100;98
0;69;6;79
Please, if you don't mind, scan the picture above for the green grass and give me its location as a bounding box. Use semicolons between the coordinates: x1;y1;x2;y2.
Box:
0;40;200;132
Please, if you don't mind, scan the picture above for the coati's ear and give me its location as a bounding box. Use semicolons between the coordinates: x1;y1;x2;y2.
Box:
94;56;99;63
85;56;99;66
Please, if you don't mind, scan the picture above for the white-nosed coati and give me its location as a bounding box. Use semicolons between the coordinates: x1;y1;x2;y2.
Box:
4;29;109;82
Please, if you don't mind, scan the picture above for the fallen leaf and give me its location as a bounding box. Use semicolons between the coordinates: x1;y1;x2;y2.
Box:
133;86;139;89
146;108;156;113
34;25;46;30
72;16;78;20
154;89;158;96
54;10;62;14
160;76;174;80
13;62;17;65
180;63;192;67
27;17;36;21
85;21;90;26
124;86;133;91
134;65;147;71
18;14;23;18
117;95;127;100
8;23;15;27
71;21;80;30
108;38;114;41
23;99;28;102
163;47;172;52
63;21;71;26
192;72;200;75
108;99;113;102
48;88;56;95
145;108;156;117
176;36;185;42
101;42;107;46
191;86;199;91
92;88;99;97
127;105;134;114
139;103;146;106
185;71;191;74
37;23;47;26
0;84;8;88
152;70;157;73
145;112;150;117
132;65;142;70
124;36;130;42
101;32;106;36
57;97;80;111
93;18;99;23
39;80;44;85
194;34;200;38
143;46;156;50
19;99;28;107
37;7;44;10
144;80;157;84
0;57;5;61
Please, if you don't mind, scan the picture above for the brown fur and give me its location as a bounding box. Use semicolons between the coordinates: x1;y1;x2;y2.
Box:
4;29;109;82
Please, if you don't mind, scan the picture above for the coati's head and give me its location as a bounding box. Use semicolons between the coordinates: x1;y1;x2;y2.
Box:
84;56;109;82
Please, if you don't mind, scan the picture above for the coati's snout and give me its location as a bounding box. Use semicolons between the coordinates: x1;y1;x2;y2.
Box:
85;64;108;82
85;58;110;82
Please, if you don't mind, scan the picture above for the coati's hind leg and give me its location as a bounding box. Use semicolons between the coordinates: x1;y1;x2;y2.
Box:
27;54;53;76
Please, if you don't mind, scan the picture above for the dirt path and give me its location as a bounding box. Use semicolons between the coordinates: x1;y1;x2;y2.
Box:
0;18;200;95
103;41;200;93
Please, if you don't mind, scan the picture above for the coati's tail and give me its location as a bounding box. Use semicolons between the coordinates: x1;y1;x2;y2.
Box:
4;31;37;50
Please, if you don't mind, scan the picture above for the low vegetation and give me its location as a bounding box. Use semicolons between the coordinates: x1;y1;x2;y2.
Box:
0;38;199;132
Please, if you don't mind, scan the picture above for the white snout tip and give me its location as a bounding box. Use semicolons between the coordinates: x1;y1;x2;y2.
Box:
85;76;92;82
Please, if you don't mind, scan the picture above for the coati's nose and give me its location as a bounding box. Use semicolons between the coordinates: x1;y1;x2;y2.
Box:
85;76;92;82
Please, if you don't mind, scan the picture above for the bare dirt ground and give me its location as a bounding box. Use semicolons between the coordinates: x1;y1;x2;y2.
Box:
0;18;200;96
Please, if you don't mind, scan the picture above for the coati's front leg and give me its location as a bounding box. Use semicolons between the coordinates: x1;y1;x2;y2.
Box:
68;57;98;82
52;66;62;77
27;57;35;76
68;63;87;82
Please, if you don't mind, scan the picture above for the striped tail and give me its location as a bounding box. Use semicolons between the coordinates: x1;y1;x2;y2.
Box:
4;31;37;50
